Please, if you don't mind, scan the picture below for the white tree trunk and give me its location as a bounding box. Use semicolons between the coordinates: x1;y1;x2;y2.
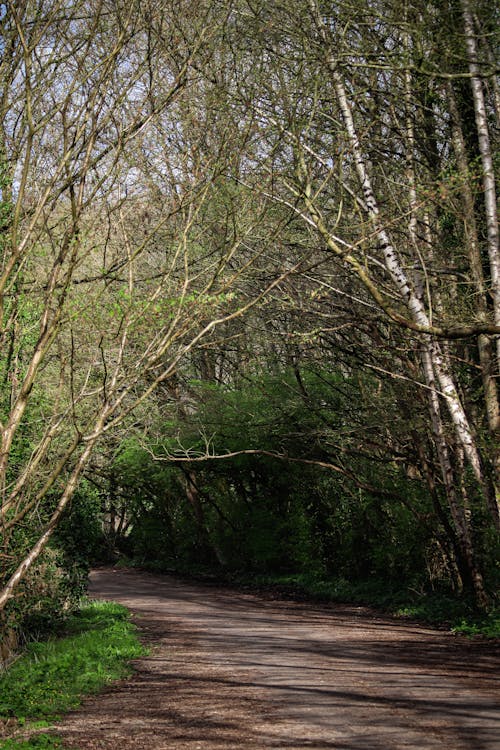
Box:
307;0;499;529
421;347;487;606
460;0;500;366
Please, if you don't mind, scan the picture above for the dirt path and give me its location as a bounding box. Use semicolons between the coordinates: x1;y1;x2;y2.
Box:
53;568;499;749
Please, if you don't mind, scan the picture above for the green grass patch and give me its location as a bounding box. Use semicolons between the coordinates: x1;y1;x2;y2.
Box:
450;611;500;638
0;736;64;749
0;599;145;749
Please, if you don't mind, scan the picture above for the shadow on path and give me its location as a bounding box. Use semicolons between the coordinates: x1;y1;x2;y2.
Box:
52;568;499;750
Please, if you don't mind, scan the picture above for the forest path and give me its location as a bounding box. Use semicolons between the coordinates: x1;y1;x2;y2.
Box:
53;567;499;750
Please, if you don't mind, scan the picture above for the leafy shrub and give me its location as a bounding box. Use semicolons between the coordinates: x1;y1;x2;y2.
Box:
1;482;103;647
0;736;64;749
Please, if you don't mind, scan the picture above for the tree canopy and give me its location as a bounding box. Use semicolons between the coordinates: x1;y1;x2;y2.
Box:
0;0;498;634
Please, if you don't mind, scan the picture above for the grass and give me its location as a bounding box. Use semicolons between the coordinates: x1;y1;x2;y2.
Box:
0;600;146;749
0;737;64;749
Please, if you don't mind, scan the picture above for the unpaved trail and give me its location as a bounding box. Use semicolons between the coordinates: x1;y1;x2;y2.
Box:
53;568;499;749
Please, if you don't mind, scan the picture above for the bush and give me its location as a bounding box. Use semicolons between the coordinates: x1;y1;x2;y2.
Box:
1;482;103;648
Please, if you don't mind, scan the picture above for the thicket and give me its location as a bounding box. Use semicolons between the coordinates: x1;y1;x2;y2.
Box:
1;483;101;652
102;367;499;618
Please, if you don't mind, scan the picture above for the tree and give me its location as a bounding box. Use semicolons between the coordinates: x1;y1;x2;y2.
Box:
1;0;498;618
203;0;500;605
0;0;300;615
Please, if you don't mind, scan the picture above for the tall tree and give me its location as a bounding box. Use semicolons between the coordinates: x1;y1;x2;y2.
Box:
0;0;298;612
213;0;499;604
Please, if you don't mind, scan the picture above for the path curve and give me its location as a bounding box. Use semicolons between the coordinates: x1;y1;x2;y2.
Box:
54;568;499;749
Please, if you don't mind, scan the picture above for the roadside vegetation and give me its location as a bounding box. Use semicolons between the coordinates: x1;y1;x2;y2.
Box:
0;601;145;749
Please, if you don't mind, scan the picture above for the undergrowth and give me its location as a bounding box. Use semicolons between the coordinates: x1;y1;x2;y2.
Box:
0;600;145;749
0;737;64;749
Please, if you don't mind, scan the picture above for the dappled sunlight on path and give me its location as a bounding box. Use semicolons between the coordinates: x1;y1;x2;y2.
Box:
53;568;500;749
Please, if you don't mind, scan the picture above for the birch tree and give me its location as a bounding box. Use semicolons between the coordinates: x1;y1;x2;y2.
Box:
219;0;499;604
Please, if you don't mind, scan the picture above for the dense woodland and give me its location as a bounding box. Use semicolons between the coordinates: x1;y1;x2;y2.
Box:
0;0;499;648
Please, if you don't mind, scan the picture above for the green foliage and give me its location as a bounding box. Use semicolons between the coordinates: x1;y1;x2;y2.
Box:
0;735;64;749
113;368;445;590
8;546;72;638
186;370;436;582
0;296;45;430
0;149;12;244
452;612;500;639
0;600;145;723
111;438;184;562
53;482;103;597
2;483;104;643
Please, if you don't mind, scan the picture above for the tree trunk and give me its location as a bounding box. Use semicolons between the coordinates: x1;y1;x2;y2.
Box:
460;0;500;364
421;348;488;607
306;0;499;531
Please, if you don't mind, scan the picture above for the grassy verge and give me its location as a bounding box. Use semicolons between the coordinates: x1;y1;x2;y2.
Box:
0;737;64;749
0;600;146;749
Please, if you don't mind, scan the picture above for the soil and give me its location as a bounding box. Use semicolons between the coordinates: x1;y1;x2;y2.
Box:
49;567;499;749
